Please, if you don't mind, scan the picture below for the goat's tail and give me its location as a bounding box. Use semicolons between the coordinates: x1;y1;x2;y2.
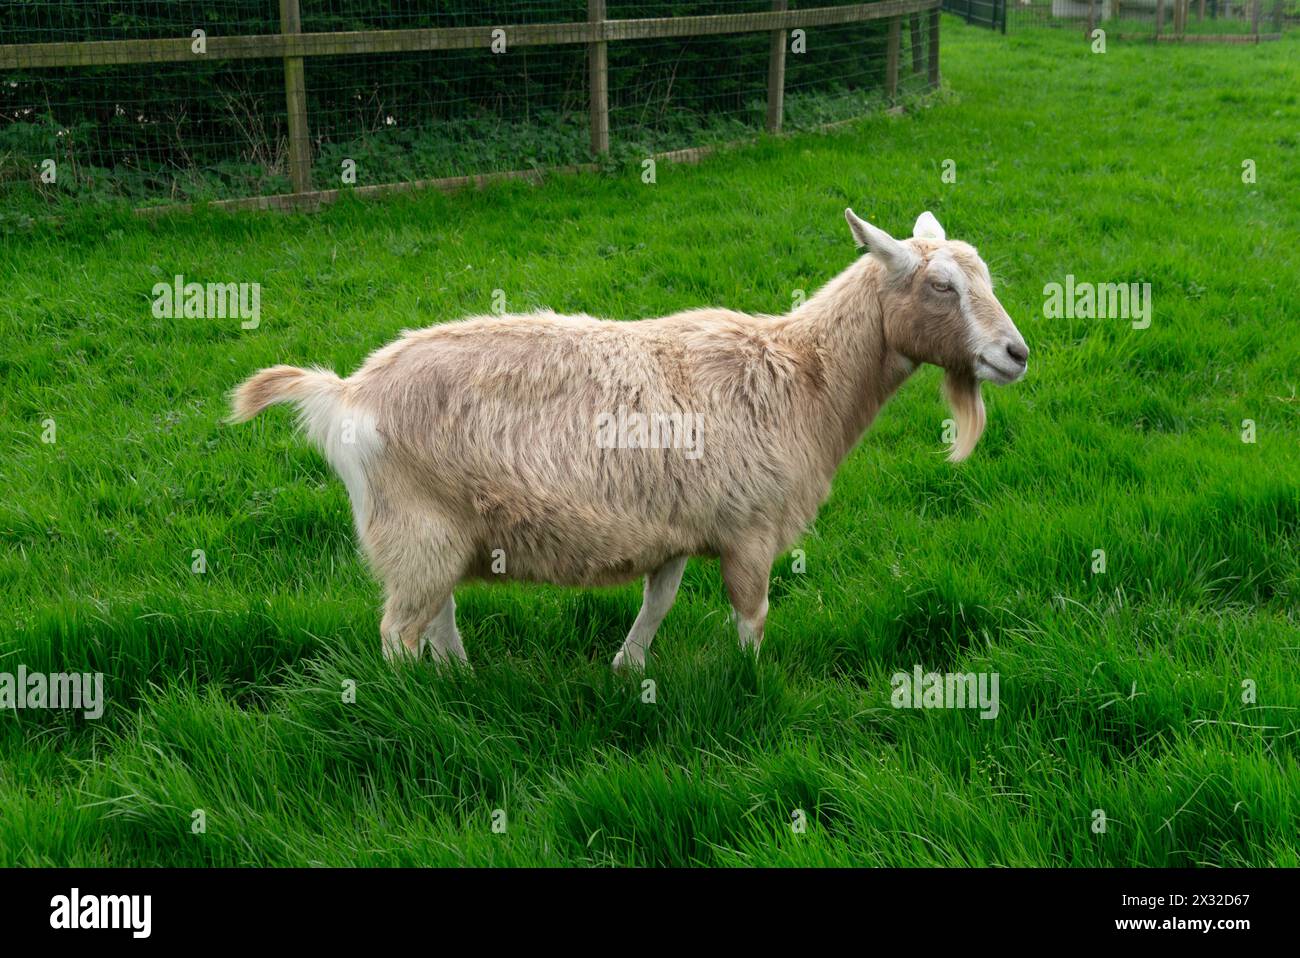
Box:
229;364;383;529
228;364;342;425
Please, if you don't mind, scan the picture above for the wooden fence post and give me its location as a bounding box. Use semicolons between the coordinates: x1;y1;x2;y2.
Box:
279;0;311;194
1086;0;1097;40
909;14;924;73
1155;0;1165;39
766;0;788;133
1197;0;1206;20
927;4;940;89
1250;0;1260;38
886;17;901;101
1273;0;1283;31
588;0;610;154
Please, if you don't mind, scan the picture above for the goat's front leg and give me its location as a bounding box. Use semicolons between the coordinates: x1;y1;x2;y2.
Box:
612;556;687;672
721;544;773;655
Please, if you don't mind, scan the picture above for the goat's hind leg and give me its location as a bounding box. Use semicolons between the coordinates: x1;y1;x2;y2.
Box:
420;594;468;664
381;586;443;662
612;556;687;672
370;515;468;664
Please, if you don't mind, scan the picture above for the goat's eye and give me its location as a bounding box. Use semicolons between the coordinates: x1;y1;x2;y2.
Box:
930;280;953;293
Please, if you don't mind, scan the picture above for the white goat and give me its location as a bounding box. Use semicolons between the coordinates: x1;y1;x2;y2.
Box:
230;210;1028;669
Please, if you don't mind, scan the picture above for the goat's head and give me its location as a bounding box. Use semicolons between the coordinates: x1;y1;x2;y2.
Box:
844;208;1028;460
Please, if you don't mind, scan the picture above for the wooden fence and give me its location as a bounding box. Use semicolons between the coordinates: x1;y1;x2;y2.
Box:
0;0;943;212
1004;0;1287;37
1100;0;1284;39
1139;0;1283;39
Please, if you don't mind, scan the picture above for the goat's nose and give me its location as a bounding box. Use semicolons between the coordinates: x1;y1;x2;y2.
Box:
1006;342;1029;365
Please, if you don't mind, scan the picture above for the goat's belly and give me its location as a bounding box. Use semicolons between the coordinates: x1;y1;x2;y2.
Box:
464;520;702;587
467;563;645;589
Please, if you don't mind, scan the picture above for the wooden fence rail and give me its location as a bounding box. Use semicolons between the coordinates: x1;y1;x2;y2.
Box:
0;2;939;68
1;0;941;210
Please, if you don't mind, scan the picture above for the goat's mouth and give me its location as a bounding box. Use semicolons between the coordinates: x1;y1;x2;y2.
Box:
975;353;1026;385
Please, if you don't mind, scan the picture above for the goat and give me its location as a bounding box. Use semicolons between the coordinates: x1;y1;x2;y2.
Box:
230;210;1029;669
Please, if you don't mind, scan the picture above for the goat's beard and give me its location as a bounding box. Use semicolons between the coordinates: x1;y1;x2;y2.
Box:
943;370;986;463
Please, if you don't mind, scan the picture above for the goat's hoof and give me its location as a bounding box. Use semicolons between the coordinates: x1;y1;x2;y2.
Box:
383;645;421;664
611;650;642;673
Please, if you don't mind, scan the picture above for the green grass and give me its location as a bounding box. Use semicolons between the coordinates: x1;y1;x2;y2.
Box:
1;19;1297;867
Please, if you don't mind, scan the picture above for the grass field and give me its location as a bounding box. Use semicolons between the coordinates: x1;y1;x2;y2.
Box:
1;19;1297;867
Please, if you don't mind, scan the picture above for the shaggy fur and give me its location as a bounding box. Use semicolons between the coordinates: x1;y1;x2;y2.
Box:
230;210;1028;668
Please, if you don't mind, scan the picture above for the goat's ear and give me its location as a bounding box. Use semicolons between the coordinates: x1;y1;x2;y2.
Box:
913;211;946;241
844;209;917;275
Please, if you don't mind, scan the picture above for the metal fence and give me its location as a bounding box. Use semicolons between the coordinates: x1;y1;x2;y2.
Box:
942;0;1008;31
0;0;942;215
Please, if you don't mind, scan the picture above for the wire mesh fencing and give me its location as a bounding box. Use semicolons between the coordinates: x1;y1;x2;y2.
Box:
1005;0;1292;38
0;1;941;216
